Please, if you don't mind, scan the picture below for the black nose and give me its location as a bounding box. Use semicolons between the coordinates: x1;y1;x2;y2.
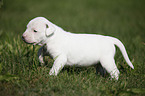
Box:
21;36;25;41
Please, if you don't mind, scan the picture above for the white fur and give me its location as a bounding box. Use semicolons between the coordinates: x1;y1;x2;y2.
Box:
22;17;134;80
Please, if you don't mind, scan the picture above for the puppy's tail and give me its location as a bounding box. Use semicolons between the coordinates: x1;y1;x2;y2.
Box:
112;38;134;69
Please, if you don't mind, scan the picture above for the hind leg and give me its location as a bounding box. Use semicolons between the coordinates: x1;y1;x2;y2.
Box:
100;57;120;80
96;63;108;77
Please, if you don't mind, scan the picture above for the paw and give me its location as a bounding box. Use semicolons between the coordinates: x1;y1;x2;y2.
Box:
49;69;58;76
39;59;44;64
110;69;120;80
39;56;44;64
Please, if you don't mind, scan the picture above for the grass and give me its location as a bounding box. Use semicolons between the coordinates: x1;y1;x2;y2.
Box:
0;0;145;95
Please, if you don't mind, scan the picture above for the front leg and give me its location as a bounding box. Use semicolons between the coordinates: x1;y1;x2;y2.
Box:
49;55;67;76
38;46;46;65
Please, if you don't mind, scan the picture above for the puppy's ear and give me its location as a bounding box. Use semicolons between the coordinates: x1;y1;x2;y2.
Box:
45;24;55;37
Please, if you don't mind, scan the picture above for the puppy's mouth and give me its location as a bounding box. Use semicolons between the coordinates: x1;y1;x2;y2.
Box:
21;36;34;44
33;40;44;46
21;36;44;46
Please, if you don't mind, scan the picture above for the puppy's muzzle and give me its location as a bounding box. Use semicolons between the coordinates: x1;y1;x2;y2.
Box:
21;35;30;44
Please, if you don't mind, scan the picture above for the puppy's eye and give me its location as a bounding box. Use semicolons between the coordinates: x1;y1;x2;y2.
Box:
34;30;37;32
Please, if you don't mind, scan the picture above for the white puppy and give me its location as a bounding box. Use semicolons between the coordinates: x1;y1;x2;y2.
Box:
22;17;134;80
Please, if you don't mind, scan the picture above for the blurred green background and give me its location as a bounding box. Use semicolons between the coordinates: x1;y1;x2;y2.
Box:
0;0;145;95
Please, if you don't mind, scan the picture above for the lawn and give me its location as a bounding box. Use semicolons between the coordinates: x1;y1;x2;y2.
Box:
0;0;145;95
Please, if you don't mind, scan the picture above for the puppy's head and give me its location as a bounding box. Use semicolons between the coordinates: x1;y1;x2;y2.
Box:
22;17;55;45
